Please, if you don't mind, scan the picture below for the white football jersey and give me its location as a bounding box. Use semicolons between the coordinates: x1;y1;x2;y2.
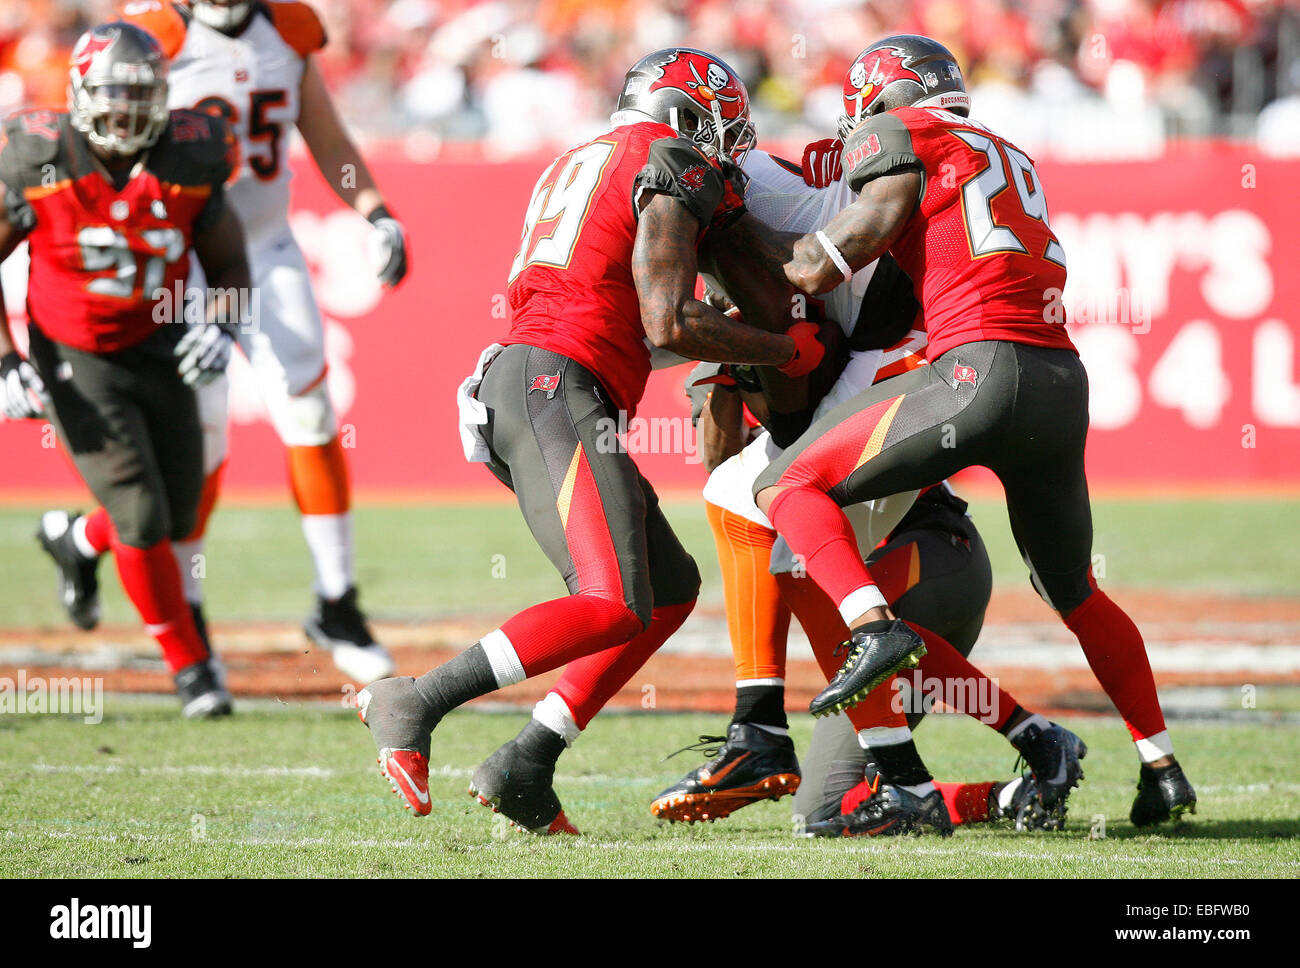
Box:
728;149;876;338
124;1;326;243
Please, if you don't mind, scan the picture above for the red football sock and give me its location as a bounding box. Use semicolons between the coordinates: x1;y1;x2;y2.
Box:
766;487;877;610
905;624;1021;731
935;780;995;825
112;539;209;673
553;600;695;729
500;595;643;679
1064;589;1167;742
83;506;114;555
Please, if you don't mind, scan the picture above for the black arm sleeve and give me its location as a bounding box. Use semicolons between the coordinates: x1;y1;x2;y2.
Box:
633;137;724;226
843;113;922;194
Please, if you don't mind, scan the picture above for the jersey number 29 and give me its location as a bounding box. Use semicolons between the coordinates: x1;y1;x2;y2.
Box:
951;130;1066;267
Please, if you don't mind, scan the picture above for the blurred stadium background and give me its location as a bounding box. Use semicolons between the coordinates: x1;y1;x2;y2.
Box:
0;1;1298;876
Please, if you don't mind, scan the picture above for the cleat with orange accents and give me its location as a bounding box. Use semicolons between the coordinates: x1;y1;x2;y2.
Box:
356;677;436;816
468;720;579;836
651;723;801;823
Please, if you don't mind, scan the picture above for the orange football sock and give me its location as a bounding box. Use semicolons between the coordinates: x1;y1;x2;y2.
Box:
288;437;350;515
707;502;789;682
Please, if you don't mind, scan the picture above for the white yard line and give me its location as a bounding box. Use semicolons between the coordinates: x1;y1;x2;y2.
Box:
17;829;1297;871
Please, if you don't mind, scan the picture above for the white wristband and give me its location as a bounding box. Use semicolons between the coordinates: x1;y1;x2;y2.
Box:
815;230;853;284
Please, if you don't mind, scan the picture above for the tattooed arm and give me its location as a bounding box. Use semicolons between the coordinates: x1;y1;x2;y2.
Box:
634;193;797;366
784;169;921;295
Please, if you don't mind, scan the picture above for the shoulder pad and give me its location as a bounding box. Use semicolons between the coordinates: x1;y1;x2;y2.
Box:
120;1;190;59
154;110;238;187
264;0;328;57
0;111;65;184
843;112;921;195
634;136;725;227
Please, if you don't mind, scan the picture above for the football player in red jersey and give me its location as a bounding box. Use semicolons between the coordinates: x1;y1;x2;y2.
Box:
746;35;1195;827
357;48;836;831
0;22;251;717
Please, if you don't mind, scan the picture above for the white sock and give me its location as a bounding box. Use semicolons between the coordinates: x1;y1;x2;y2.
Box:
172;538;205;605
1136;730;1174;763
900;781;936;797
1005;712;1051;742
480;628;526;688
71;515;100;560
837;585;888;626
997;776;1024;812
856;725;912;748
300;512;354;600
532;692;580;747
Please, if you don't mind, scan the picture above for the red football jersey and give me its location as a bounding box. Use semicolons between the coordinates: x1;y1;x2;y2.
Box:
0;109;234;354
843;106;1075;361
503;121;725;417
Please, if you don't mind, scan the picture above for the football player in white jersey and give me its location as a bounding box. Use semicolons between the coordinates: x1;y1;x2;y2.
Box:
648;146;1084;834
39;0;408;683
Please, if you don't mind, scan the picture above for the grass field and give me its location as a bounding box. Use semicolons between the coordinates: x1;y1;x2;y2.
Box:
1;496;1298;879
3;495;1299;626
1;704;1297;878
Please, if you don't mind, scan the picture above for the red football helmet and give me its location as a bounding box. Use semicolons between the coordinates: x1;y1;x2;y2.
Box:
613;48;755;163
837;34;968;140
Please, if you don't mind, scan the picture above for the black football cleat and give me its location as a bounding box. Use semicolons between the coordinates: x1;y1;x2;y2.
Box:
809;620;926;718
989;773;1061;832
174;659;233;719
36;510;101;631
1130;761;1197;827
1010;721;1087;814
469;720;579;835
651;723;801;823
806;781;953;838
304;585;395;684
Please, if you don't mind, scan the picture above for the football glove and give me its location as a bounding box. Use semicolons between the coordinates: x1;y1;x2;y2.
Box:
777;321;827;378
367;206;408;288
801;138;843;189
1;350;46;419
174;324;235;387
685;362;738;427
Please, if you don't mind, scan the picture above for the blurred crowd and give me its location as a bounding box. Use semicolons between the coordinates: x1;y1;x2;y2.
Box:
3;0;1298;158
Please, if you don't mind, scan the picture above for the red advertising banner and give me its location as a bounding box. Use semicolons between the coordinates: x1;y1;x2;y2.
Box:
3;143;1297;495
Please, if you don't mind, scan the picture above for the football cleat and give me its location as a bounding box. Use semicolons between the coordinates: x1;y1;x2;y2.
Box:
36;510;101;631
651;723;801;823
174;659;233;719
468;721;579;836
806;781;953;838
356;677;436;816
809;620;926;718
1010;721;1087;814
989;773;1060;832
1130;761;1197;828
305;585;396;684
